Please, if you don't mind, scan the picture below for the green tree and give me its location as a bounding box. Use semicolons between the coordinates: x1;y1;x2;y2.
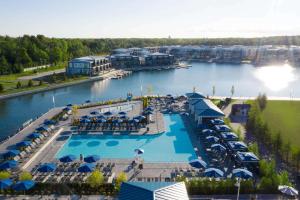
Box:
273;131;283;154
0;171;11;180
0;55;11;74
248;142;259;156
282;141;291;163
19;171;32;181
87;170;104;188
115;172;127;191
0;84;4;92
16;81;22;89
39;80;43;86
27;80;33;87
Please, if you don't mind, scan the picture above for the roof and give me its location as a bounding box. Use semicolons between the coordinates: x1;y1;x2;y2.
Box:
119;182;188;200
186;92;206;99
192;99;224;117
70;56;107;63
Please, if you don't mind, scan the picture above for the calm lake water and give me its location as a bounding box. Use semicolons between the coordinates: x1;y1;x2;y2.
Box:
1;62;300;139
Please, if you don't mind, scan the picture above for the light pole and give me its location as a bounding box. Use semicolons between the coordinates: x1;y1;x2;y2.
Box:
235;178;241;200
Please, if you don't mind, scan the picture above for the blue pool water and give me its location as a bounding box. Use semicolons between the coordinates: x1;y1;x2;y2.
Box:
56;114;198;162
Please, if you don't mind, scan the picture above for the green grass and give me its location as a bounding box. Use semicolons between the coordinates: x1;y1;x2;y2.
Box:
261;100;300;147
0;62;89;95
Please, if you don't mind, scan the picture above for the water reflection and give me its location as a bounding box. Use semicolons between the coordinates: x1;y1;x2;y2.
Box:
254;64;297;91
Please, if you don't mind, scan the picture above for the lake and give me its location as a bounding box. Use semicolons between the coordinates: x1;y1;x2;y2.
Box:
1;62;300;139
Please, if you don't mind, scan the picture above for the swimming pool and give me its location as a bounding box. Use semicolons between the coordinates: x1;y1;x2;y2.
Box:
56;114;197;162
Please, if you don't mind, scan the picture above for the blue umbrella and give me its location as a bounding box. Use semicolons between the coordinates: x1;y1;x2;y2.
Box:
66;104;73;107
113;119;123;123
27;132;41;140
84;155;101;163
97;118;106;123
81;115;90;119
85;100;91;103
133;119;140;123
215;125;231;132
59;155;76;163
90;111;100;115
0;160;18;170
134;115;146;120
44;119;55;125
210;119;225;125
97;115;105;119
78;163;95;172
189;159;207;169
145;107;154;111
38;163;56;172
202;129;216;135
0;179;13;190
16;141;32;148
3;150;20;158
63;107;72;112
134;148;144;155
221;132;238;141
104;111;113;116
118;111;127;115
206;136;219;143
144;110;153;115
80;118;91;123
211;144;227;152
12;180;35;191
120;115;128;120
204;168;224;178
232;168;253;179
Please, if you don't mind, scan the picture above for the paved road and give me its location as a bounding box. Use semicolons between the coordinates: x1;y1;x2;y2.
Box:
18;69;66;80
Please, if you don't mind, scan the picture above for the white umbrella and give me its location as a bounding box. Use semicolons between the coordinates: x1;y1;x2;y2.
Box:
278;185;298;196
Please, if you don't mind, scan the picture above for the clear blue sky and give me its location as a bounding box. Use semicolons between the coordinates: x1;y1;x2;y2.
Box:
0;0;299;38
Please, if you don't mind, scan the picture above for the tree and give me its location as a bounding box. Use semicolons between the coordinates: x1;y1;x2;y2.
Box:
248;142;259;156
0;171;11;180
87;170;104;188
230;85;235;97
115;172;127;190
0;55;11;74
19;171;32;181
257;93;267;110
0;84;4;92
273;131;283;155
39;80;43;86
27;80;33;87
212;85;216;97
282;141;291;163
16;81;22;89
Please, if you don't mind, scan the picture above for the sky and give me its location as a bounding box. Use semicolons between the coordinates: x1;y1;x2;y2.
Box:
0;0;299;38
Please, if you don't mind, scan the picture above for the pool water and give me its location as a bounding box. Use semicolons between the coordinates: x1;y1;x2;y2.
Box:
56;114;197;162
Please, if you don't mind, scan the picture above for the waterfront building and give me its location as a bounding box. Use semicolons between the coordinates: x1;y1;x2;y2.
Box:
143;52;175;66
110;54;140;68
66;56;111;76
254;46;289;65
119;182;189;200
111;48;131;55
289;46;300;66
215;46;245;64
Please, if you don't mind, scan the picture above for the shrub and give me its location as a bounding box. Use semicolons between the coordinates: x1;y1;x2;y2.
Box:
19;171;32;181
27;79;33;87
16;81;22;89
0;171;11;179
115;172;127;191
0;84;4;92
87;170;104;188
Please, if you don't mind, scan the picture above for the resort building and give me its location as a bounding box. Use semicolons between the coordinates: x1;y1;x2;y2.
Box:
119;182;189;200
254;46;289;65
215;46;245;64
110;54;140;69
66;56;111;76
187;92;225;125
143;52;175;66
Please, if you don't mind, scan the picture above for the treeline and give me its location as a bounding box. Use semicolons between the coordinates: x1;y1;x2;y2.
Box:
2;34;300;75
246;94;300;172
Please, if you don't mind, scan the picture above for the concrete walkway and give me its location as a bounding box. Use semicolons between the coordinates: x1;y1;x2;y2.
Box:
18;69;66;80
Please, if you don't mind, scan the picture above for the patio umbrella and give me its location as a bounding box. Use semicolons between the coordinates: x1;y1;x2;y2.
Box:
145;107;154;111
134;115;146;120
90;111;100;115
204;168;224;178
189;159;207;169
97;118;106;123
12;180;35;191
78;163;95;172
134;148;144;155
85;100;91;103
210;119;225;125
215;125;231;132
229;141;248;151
211;144;227;152
16;141;32;148
0;179;13;190
27;132;41;140
278;185;299;196
38;163;57;172
44;119;55;125
144;110;153;115
3;150;20;158
66;104;73;107
202;129;216;135
118;111;127;115
63;107;72;112
166;94;172;97
84;155;101;163
120;115;128;120
59;155;76;163
104;111;113;116
206;136;219;143
81;115;90;119
133;119;140;123
232;168;253;179
80;118;91;123
113;119;123;124
221;132;238;140
0;160;18;170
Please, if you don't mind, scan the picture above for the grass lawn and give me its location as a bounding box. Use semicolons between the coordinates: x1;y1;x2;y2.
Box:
261;100;300;147
0;62;89;95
